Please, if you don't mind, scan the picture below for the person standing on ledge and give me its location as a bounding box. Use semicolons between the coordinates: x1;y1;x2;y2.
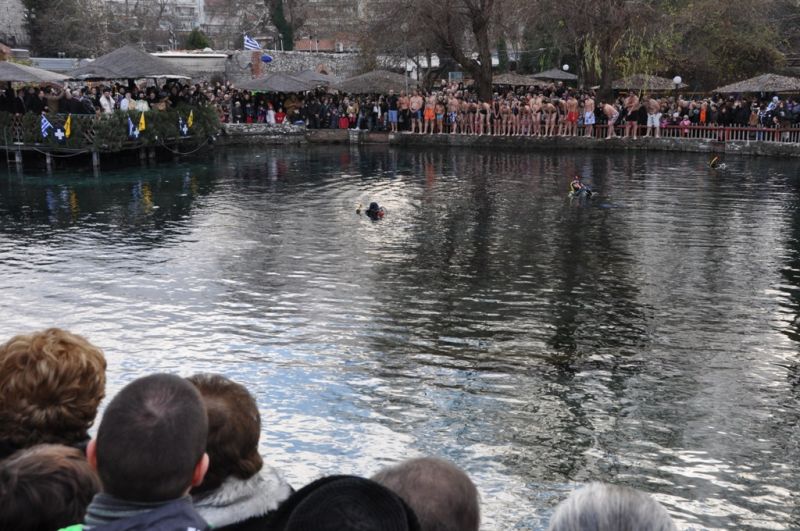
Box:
388;90;399;133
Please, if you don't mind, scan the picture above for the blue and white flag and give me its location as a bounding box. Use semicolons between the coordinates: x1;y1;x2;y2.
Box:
178;116;189;136
41;115;53;138
244;34;262;51
128;116;139;139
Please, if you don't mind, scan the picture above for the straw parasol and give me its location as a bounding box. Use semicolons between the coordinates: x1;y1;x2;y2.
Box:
613;74;687;91
712;73;800;94
67;45;191;80
336;70;409;94
0;60;68;83
532;68;578;81
293;69;340;85
492;73;541;86
237;72;314;93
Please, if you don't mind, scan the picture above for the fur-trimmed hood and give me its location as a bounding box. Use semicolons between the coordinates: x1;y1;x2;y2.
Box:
192;465;292;528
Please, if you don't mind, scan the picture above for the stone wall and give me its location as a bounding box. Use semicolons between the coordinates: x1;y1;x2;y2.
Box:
388;133;800;159
0;0;27;47
226;50;362;84
215;123;800;158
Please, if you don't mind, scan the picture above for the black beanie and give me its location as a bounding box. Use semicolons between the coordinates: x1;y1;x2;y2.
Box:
271;475;420;531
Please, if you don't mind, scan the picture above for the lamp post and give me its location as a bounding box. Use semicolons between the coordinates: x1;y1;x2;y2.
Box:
401;23;409;94
672;75;682;111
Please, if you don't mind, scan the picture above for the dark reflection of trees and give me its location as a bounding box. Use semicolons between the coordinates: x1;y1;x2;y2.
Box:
359;148;649;481
0;166;218;247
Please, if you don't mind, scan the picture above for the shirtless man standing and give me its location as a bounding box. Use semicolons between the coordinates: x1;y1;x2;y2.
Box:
623;92;640;139
410;90;423;133
583;95;596;138
532;95;542;137
423;92;437;134
565;94;579;137
435;98;445;134
399;91;410;132
448;93;460;134
603;101;619;139
542;98;557;137
644;94;662;138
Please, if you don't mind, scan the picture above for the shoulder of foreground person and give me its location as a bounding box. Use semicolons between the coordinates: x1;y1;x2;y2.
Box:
60;497;210;531
193;465;293;529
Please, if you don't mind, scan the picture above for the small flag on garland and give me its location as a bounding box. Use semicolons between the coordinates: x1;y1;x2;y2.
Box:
138;112;146;132
64;114;72;139
187;110;194;128
53;127;66;143
41;115;53;138
178;116;189;136
128;116;140;139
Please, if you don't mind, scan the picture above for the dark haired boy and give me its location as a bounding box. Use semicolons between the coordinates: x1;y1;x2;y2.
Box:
68;373;210;531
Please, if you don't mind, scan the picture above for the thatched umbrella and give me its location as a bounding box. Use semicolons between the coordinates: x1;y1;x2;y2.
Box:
613;74;687;91
0;60;68;83
67;45;191;80
293;69;340;86
237;72;314;93
532;68;578;81
336;70;409;94
712;73;800;94
492;73;541;86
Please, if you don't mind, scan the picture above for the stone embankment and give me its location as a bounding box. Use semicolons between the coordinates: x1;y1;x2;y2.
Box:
220;124;800;158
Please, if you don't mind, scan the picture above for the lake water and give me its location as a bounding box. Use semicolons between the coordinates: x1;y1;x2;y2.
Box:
1;146;800;530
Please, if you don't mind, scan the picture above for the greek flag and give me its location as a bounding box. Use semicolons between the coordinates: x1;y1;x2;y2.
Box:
244;35;262;51
128;116;139;139
41;115;53;138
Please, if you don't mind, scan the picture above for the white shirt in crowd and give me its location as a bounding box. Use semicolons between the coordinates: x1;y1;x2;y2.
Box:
266;109;276;124
120;96;132;111
100;95;115;114
135;99;150;112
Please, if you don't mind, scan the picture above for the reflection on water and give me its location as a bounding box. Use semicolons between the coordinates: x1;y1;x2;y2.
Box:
2;146;800;530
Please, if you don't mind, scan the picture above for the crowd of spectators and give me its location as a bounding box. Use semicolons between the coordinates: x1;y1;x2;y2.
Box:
2;78;798;140
0;327;680;530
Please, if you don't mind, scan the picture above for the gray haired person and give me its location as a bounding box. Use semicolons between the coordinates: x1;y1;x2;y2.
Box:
548;483;676;531
372;457;480;531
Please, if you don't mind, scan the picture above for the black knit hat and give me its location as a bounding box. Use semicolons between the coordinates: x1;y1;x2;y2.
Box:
270;475;420;531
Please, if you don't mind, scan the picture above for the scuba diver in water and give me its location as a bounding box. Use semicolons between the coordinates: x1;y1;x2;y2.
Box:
569;175;592;197
358;202;385;220
709;156;727;170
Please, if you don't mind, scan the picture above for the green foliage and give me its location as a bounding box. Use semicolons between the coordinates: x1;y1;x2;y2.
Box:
185;29;211;50
269;0;294;51
0;106;220;152
497;40;510;73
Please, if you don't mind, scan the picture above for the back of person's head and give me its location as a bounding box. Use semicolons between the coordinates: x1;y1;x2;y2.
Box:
270;475;420;531
186;373;263;494
0;444;100;531
91;373;208;502
0;328;106;457
371;457;479;531
547;482;676;531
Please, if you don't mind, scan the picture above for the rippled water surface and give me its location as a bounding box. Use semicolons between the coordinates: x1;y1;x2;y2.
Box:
2;146;800;529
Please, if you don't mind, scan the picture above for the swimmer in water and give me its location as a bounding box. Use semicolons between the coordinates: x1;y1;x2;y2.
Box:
365;202;385;220
709;156;727;170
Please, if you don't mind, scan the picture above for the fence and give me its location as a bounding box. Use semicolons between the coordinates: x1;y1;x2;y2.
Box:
576;123;800;143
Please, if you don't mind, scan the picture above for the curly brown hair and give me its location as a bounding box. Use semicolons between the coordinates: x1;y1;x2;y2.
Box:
187;373;263;494
0;328;106;454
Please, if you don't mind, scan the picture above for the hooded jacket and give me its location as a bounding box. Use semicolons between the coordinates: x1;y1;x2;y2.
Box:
192;466;293;531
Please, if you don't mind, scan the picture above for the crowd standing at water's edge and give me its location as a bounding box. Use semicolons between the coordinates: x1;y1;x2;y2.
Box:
2;77;799;141
0;327;681;530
